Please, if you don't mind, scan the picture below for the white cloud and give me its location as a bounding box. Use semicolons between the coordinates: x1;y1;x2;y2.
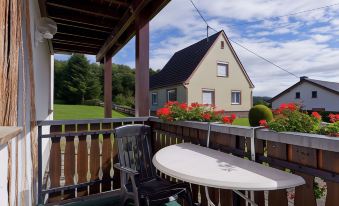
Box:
148;0;339;96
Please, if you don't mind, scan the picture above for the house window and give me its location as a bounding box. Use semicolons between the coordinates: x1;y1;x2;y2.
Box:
312;91;317;98
295;92;300;99
167;89;177;102
151;92;158;105
217;62;228;77
231;91;241;105
221;41;224;49
202;90;215;105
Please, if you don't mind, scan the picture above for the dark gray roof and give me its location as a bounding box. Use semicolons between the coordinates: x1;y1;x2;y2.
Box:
306;78;339;93
150;31;222;89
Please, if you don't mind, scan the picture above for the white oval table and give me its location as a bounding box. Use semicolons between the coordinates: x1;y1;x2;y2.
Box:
153;143;305;206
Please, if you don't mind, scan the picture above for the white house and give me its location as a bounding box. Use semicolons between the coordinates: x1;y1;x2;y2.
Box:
149;31;254;116
270;77;339;112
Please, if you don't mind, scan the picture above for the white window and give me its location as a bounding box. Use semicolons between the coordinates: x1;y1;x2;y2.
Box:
202;90;214;105
167;89;177;101
217;63;228;77
231;91;241;104
151;93;158;105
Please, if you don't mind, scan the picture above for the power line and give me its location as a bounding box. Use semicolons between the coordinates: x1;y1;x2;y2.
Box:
226;2;339;27
189;0;299;78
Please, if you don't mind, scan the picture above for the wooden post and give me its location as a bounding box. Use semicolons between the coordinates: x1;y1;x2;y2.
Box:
135;15;150;117
104;54;112;118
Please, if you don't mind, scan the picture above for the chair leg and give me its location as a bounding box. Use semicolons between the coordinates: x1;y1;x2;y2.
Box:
120;194;128;206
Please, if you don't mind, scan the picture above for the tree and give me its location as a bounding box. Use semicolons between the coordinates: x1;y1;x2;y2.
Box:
54;60;67;101
62;54;101;104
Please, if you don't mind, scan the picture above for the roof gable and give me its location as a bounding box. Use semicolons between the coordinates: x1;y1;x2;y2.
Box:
150;31;222;89
269;78;339;102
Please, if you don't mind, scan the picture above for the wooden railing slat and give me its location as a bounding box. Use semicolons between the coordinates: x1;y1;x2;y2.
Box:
76;124;89;197
63;124;76;200
289;145;317;206
266;141;288;206
319;150;339;206
48;125;62;203
102;122;114;191
89;123;101;194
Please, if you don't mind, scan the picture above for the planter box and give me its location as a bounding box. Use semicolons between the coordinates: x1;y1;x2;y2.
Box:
256;129;339;153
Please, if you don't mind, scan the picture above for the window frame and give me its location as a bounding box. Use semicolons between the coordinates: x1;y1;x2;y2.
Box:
202;89;215;105
217;62;229;77
221;41;225;49
166;89;177;102
312;91;318;98
231;90;241;105
295;92;300;99
151;92;158;105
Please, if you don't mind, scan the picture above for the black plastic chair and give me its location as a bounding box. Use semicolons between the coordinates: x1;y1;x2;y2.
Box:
114;124;194;206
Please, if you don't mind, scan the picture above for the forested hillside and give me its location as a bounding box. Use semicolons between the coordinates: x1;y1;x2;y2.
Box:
55;54;158;107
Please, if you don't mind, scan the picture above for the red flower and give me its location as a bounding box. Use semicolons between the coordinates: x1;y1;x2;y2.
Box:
259;119;268;128
191;102;199;108
180;103;187;110
156;108;171;116
202;113;211;121
165;101;179;107
222;116;231;124
279;103;288;110
287;103;297;111
312;112;321;120
329;113;339;123
222;116;235;124
231;114;237;120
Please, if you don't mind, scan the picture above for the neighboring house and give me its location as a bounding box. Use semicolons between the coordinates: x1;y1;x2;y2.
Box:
270;76;339;112
149;31;254;116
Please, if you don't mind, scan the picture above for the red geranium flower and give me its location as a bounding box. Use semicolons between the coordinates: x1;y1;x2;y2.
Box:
202;113;211;121
259;119;268;128
191;102;199;108
222;116;231;124
287;103;297;111
312;112;321;120
180;103;188;110
231;114;237;120
156;107;171;116
329;113;339;123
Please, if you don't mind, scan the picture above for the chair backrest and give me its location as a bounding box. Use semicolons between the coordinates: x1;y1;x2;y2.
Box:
114;124;155;180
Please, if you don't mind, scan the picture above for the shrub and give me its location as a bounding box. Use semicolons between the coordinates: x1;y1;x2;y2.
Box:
263;103;322;134
83;99;102;106
248;105;273;126
156;102;236;124
319;121;339;137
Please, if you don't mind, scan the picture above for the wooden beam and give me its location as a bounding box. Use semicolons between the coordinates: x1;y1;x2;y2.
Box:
102;0;130;7
53;33;105;46
49;12;116;29
57;24;108;40
96;0;151;62
54;19;111;34
104;54;113;118
135;15;150;117
46;0;123;20
96;0;170;62
53;40;101;49
53;43;99;54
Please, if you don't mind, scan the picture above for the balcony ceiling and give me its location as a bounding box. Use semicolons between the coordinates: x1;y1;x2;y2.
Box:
38;0;170;62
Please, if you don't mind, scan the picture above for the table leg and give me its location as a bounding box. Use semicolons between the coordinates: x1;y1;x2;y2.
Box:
204;187;216;206
233;190;258;206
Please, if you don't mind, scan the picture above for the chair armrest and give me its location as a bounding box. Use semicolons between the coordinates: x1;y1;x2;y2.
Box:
114;163;139;175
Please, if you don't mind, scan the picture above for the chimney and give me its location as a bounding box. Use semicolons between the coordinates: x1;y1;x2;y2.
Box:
300;76;308;81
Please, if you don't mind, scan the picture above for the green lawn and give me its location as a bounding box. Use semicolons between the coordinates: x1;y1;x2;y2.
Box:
233;117;250;126
54;104;128;120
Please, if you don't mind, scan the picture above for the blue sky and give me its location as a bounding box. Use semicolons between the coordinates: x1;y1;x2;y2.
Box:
55;0;339;96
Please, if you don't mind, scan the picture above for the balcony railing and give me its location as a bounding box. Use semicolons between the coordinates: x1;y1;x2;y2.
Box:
37;117;339;206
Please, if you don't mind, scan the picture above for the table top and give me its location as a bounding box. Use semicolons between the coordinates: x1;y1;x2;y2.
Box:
152;143;305;191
